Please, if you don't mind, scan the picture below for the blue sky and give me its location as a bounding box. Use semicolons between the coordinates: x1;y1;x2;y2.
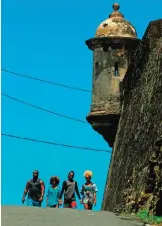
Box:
1;0;162;210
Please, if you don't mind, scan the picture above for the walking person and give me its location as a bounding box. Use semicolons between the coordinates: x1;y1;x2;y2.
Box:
59;171;81;208
22;170;45;207
81;170;98;210
46;176;60;208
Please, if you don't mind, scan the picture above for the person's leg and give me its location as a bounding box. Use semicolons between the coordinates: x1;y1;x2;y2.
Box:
83;203;89;210
33;200;41;207
64;203;71;208
64;199;71;208
49;205;57;208
27;198;34;206
88;204;93;210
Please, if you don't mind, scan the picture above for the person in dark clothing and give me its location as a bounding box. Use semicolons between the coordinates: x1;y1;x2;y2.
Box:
59;171;81;208
22;170;45;207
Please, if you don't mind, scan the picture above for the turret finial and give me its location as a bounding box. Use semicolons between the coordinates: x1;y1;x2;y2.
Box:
109;2;123;18
113;3;120;11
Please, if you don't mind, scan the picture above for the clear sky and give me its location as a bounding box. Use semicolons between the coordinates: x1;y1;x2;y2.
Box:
1;0;162;210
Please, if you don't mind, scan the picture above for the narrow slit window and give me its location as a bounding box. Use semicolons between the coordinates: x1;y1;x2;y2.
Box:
114;62;119;76
95;62;99;69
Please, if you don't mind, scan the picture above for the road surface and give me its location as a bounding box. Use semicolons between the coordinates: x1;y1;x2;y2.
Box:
2;206;145;226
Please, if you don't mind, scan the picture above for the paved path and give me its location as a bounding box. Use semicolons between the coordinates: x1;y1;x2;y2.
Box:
2;206;145;226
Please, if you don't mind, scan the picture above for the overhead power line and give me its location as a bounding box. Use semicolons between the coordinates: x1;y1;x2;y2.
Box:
1;69;92;93
1;133;111;153
2;93;87;124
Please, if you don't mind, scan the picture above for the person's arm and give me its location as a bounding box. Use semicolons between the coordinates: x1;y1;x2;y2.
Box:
40;180;45;197
75;182;81;200
93;184;98;205
22;181;30;203
57;188;61;199
59;181;66;200
57;188;61;206
80;185;84;195
46;188;50;207
39;180;45;202
94;193;97;205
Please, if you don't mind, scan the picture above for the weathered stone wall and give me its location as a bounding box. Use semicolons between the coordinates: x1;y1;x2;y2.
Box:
102;19;162;215
86;38;140;147
91;45;128;114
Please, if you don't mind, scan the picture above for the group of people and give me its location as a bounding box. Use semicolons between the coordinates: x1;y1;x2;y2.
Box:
22;170;98;210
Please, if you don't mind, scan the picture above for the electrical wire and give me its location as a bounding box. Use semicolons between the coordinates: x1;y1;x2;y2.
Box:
2;93;87;124
1;69;91;93
2;133;111;153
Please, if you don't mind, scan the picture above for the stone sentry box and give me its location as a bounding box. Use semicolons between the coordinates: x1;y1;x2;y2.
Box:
86;3;140;147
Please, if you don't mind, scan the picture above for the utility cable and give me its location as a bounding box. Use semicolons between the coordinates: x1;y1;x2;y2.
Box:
1;69;91;93
2;93;87;124
2;133;111;153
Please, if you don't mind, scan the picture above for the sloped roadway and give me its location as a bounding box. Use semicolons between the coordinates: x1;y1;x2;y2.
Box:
2;206;145;226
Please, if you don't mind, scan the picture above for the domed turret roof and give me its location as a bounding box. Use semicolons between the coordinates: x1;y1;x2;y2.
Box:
95;3;137;38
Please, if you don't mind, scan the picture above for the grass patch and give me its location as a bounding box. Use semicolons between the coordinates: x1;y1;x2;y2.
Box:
136;210;162;225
